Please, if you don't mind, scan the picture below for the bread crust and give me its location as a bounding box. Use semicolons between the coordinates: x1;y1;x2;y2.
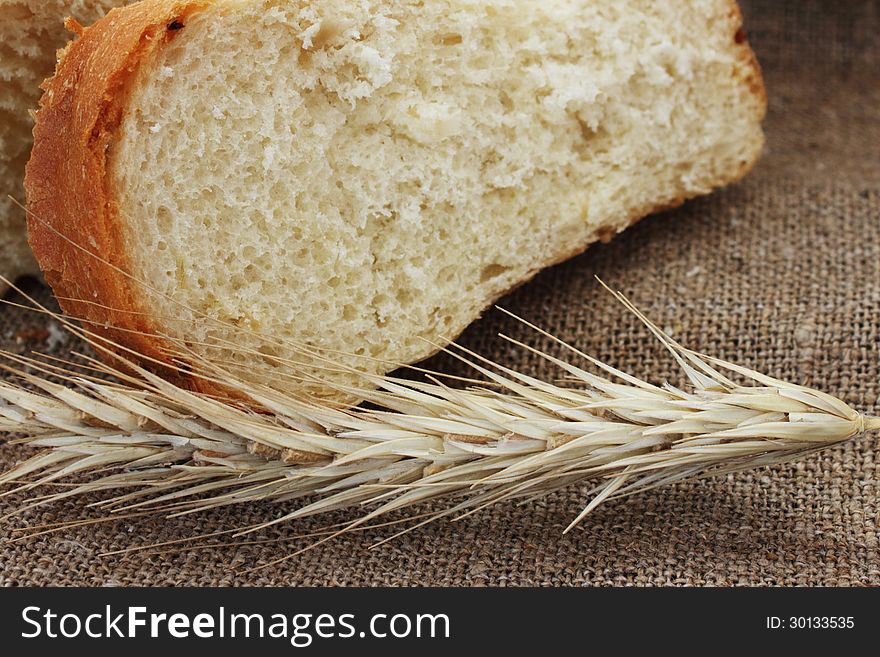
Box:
25;0;208;383
25;0;766;395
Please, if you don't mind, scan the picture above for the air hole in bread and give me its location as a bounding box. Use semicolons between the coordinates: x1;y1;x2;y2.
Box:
481;264;513;283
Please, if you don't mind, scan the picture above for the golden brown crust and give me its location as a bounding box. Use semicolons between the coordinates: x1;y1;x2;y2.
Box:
728;0;768;114
25;0;767;397
25;0;209;383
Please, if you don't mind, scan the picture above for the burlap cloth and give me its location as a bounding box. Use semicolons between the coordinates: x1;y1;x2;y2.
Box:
1;0;878;587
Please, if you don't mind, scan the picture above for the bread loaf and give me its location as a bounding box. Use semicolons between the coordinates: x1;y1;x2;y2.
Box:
0;0;130;291
26;0;766;399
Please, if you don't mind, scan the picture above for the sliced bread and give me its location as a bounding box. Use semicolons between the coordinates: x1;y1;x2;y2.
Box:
26;0;766;399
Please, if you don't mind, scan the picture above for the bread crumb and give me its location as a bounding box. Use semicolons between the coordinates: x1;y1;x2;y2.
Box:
47;321;69;350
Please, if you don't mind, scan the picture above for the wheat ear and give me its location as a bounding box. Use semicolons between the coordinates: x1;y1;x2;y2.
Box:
1;283;877;546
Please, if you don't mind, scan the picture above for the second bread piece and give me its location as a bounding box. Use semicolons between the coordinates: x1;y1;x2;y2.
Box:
26;0;766;399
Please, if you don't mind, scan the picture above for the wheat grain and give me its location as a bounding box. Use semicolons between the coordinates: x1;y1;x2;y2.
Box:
0;281;877;550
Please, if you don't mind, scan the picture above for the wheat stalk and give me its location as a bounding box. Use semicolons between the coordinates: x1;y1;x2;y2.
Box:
1;282;878;557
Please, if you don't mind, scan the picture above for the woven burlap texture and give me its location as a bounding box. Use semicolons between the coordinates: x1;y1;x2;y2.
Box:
1;0;878;586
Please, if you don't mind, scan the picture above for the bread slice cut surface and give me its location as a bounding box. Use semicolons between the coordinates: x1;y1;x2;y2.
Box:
26;0;766;398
